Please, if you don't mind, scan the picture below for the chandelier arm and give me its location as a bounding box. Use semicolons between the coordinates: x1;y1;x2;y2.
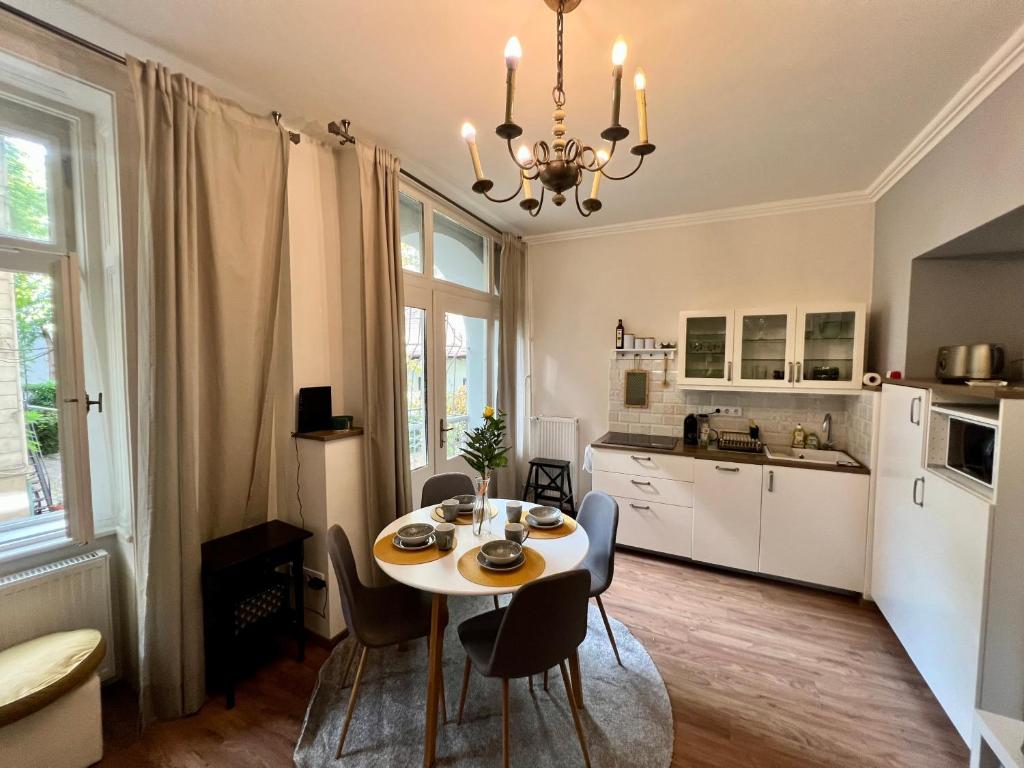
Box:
573;183;594;218
599;153;645;182
528;187;546;217
482;177;525;204
579;140;618;172
506;139;537;172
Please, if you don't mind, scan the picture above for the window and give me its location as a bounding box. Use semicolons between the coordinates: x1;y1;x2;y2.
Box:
433;211;488;292
405;306;427;470
0;133;53;243
0;56;128;563
400;185;499;498
400;193;424;273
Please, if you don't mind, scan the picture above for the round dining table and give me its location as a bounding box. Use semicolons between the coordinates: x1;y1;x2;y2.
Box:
374;498;590;768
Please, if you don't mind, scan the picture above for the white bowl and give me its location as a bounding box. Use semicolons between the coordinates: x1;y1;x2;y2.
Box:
526;506;562;526
396;523;435;546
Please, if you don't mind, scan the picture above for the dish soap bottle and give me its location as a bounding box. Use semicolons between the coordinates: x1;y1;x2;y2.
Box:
791;423;806;449
615;319;625;350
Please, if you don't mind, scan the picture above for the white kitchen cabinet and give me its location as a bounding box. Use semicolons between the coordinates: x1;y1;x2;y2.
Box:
732;307;796;388
678;303;866;391
692;460;763;571
590;449;694;482
592;471;694;508
614;496;693;559
872;383;993;741
793;304;867;389
758;465;869;591
678;310;734;385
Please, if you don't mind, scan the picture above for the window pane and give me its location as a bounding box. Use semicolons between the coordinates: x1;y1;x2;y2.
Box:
0;270;65;528
400;194;424;273
433;212;487;291
0;134;52;243
405;306;427;470
444;312;487;459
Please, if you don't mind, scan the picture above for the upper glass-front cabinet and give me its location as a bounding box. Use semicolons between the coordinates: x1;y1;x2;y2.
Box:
678;304;865;390
679;311;734;385
794;305;866;389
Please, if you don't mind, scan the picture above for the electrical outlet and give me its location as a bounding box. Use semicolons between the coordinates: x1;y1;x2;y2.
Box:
694;405;744;416
303;567;329;620
303;567;326;589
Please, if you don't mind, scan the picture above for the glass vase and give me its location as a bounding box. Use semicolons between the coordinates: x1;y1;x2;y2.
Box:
472;472;491;537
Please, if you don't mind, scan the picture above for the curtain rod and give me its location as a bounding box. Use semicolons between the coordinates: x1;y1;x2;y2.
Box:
0;1;127;64
1;1;507;236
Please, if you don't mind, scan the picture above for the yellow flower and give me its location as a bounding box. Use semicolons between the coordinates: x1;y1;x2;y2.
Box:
482;406;495;419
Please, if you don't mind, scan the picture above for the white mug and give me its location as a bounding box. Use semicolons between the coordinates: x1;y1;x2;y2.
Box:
623;333;635;349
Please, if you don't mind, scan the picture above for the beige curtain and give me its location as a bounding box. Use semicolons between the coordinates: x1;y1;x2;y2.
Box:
130;58;289;720
495;234;530;499
356;144;413;538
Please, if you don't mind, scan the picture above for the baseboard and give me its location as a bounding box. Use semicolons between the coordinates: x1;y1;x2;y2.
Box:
305;627;348;650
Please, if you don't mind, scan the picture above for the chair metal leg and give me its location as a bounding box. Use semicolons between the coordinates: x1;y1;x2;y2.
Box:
493;595;500;610
502;678;511;768
559;660;592;768
569;650;585;709
595;595;623;667
528;674;533;693
457;656;472;724
340;639;360;688
336;645;369;758
543;668;548;691
439;666;448;724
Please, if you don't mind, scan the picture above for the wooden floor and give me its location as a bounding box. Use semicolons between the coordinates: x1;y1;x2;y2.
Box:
99;551;968;767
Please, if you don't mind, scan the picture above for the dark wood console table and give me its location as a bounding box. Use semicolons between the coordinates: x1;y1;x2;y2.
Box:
201;520;312;708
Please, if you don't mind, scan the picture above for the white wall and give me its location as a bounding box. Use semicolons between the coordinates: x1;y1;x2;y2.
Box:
529;202;875;494
871;66;1024;374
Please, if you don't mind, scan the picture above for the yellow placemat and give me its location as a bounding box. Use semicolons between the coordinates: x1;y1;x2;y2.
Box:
457;546;546;588
431;503;498;526
373;534;458;565
523;514;578;540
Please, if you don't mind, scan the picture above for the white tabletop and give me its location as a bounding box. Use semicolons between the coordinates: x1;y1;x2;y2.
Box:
374;499;590;596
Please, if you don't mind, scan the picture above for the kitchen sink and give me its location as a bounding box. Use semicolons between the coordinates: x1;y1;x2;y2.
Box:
764;446;861;467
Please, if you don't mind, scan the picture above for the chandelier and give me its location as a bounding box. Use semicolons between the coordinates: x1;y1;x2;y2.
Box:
459;0;654;218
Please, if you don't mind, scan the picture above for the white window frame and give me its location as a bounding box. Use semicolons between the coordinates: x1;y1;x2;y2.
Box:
400;181;501;499
0;52;130;566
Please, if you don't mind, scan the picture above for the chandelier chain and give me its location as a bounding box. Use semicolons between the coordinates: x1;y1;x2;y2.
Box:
553;0;565;107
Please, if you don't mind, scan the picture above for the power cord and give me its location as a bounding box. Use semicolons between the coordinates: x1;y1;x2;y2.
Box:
293;437;305;530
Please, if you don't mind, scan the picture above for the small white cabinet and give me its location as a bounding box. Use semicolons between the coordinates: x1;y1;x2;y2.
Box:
678;303;866;390
758;466;869;591
692;460;763;571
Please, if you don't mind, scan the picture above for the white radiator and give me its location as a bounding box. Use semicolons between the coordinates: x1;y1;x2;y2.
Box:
529;416;580;494
0;549;115;680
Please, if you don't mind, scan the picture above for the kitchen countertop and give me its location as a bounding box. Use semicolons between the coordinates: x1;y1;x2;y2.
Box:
883;377;1024;401
592;432;871;475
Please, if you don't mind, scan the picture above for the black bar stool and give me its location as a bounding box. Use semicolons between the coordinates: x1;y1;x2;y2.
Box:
522;457;576;516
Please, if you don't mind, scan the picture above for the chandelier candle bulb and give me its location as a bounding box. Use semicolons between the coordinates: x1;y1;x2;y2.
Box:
610;36;628;127
503;36;522;125
591;150;609;200
634;68;648;144
516;145;534;199
461;122;485;180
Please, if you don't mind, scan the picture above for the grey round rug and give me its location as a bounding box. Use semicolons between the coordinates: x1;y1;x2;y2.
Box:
294;596;672;767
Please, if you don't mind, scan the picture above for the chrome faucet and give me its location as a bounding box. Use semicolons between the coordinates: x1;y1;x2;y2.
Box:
822;413;834;450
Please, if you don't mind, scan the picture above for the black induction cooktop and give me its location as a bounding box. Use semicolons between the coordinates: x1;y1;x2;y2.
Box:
599;431;678;450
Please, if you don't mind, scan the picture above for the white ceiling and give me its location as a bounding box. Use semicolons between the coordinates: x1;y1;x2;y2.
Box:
62;0;1024;235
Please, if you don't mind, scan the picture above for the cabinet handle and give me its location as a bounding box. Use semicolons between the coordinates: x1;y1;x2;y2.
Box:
629;503;651;511
727;361;733;382
629;455;653;462
796;362;803;382
787;362;794;383
912;476;925;507
715;465;740;473
630;479;653;486
910;396;922;426
767;470;774;492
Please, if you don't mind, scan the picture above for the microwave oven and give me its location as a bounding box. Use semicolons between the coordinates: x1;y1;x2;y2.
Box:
946;415;997;488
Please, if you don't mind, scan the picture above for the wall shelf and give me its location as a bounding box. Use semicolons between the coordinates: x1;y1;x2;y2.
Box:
614;348;676;359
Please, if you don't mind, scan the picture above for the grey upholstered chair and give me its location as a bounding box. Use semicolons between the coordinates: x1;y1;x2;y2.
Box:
421;471;475;508
577;490;622;665
326;525;447;758
456;570;592;768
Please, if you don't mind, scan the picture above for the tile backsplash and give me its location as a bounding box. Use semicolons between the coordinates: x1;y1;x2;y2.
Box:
608;356;877;466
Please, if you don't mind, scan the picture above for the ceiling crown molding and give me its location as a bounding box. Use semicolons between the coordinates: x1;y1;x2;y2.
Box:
524;190;871;246
527;20;1024;246
866;20;1024;201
